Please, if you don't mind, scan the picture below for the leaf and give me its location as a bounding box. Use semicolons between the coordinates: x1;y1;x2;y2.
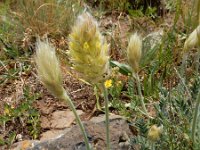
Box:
110;60;132;76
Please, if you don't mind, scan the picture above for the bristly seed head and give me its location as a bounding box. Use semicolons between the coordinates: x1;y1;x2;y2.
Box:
147;124;163;142
127;33;142;73
35;38;64;98
68;12;110;84
184;25;200;52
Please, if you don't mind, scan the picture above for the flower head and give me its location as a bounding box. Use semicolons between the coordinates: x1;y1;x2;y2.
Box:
127;33;142;72
184;25;200;52
35;38;64;98
104;79;112;88
68;12;110;84
147;124;163;142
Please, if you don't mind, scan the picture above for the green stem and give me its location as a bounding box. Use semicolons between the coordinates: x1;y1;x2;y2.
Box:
134;73;148;115
102;83;111;150
180;53;188;77
61;90;91;150
151;142;155;150
94;85;102;111
192;90;200;143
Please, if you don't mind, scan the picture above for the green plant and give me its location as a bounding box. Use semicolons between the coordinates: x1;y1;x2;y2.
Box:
0;86;40;147
104;67;131;117
0;2;23;59
192;90;200;145
106;9;200;149
128;81;193;149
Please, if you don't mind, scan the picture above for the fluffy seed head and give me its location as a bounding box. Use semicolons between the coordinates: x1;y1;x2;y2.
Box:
184;25;200;52
35;38;64;98
147;125;163;142
127;33;142;72
68;12;110;84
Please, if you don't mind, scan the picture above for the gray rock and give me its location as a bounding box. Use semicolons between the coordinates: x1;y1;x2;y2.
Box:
27;117;133;150
143;30;164;51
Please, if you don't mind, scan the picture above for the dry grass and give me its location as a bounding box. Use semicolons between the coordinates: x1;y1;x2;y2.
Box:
10;0;81;37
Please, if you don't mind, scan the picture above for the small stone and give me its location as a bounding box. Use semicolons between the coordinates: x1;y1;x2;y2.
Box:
16;134;23;142
11;140;39;150
50;110;83;129
40;130;64;141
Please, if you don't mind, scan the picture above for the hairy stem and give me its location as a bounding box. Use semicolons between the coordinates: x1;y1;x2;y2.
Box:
135;73;148;114
102;83;111;150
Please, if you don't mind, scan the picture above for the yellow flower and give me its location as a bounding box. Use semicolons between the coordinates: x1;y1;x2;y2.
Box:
147;124;163;142
83;42;90;50
104;79;112;88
